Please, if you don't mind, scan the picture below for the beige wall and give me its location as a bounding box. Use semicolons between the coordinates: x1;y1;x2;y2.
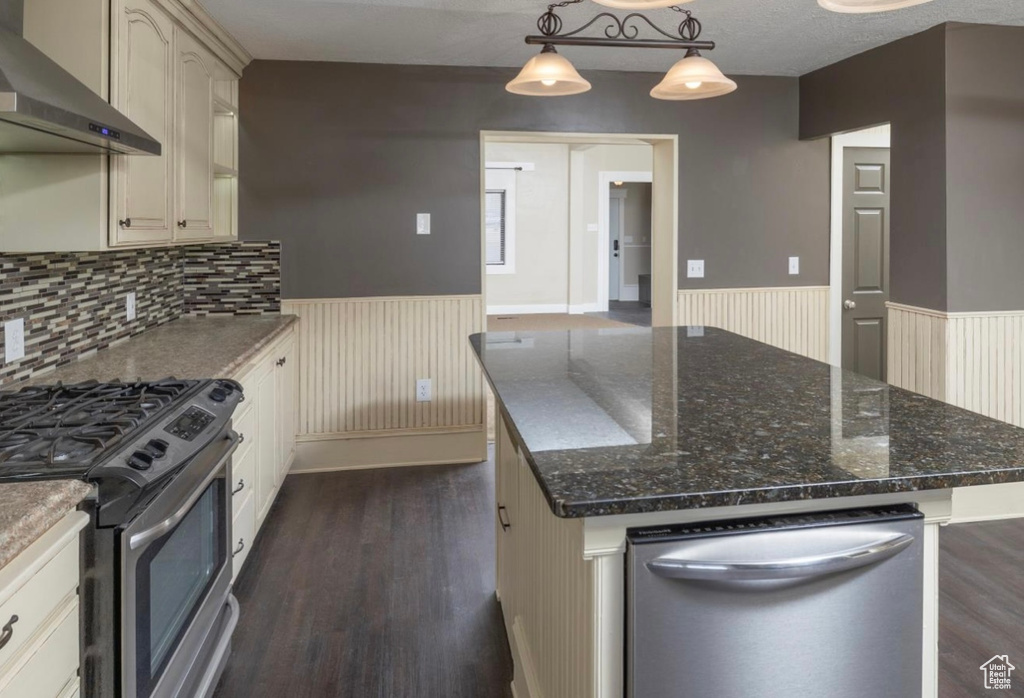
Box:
485;142;570;310
570;144;653;309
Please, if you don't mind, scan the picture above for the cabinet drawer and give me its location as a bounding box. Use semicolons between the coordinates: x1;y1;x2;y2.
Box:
0;532;78;675
231;440;256;519
233;401;256;447
0;599;78;698
231;492;256;581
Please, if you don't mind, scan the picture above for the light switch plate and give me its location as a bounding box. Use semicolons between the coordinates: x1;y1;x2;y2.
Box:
4;318;25;363
587;223;599;233
416;213;431;236
687;260;705;279
789;256;800;275
416;378;432;402
126;292;137;321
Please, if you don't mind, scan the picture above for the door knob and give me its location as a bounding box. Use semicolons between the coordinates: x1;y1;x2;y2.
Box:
844;300;857;310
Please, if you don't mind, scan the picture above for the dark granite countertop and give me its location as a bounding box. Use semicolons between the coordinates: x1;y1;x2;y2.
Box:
471;327;1024;518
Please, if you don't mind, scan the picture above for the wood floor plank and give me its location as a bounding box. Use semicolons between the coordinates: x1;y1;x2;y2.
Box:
939;518;1024;698
214;457;513;698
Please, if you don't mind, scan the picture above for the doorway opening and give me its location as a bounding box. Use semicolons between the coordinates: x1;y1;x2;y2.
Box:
602;174;653;327
830;125;891;380
479;131;678;332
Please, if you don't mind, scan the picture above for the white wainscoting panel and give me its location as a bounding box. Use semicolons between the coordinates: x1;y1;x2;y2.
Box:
888;302;1024;427
676;286;830;362
282;296;485;437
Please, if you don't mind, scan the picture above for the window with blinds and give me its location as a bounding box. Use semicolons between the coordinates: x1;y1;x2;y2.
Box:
485;190;507;266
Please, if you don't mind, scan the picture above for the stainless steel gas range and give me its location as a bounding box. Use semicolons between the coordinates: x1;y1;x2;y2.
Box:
0;378;245;698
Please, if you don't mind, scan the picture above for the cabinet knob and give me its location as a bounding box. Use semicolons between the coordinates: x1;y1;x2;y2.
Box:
119;218;131;228
178;220;188;228
276;357;287;367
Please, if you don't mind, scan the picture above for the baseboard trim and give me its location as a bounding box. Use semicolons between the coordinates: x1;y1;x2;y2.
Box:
488;304;570;316
290;427;487;472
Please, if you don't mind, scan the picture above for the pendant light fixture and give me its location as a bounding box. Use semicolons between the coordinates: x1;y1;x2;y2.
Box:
817;0;934;11
506;44;592;96
650;48;737;100
507;0;734;101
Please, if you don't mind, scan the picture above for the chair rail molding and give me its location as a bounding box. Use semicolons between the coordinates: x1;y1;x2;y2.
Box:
282;295;487;471
676;286;830;363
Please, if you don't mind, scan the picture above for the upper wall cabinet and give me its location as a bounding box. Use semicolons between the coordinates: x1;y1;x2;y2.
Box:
0;0;251;253
173;29;215;240
111;0;176;246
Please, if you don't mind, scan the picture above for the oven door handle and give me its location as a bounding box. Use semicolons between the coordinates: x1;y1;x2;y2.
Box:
128;431;240;551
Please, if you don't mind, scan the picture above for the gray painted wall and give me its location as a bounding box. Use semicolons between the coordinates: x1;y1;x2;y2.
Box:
239;61;828;299
800;26;948;311
945;23;1024;312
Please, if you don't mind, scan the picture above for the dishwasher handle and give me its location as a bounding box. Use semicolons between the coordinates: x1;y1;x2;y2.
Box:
646;532;914;582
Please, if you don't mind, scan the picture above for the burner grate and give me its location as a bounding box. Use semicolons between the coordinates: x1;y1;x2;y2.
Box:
0;379;199;473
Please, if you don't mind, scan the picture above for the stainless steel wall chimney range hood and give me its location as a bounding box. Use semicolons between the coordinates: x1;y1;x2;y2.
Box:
0;0;160;154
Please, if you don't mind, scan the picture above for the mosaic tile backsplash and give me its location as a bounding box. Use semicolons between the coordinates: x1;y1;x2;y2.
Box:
0;242;280;386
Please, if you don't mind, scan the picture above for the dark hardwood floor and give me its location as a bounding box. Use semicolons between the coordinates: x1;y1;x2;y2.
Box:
939;518;1024;697
213;456;513;698
214;450;1021;698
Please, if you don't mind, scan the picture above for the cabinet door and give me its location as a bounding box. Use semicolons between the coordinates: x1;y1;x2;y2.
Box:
110;0;175;246
276;334;297;478
174;29;215;239
255;362;280;525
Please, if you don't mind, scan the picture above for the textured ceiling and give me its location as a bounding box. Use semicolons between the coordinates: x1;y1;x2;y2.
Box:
200;0;1024;76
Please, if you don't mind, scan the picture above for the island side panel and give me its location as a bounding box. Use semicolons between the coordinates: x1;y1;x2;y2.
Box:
496;415;596;698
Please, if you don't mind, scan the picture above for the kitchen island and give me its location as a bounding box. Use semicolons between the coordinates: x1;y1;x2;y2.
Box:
471;326;1024;698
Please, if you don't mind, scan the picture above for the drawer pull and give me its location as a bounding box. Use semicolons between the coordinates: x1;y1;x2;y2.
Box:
232;539;246;557
0;615;18;650
276;357;287;367
238;433;245;444
232;479;245;495
118;218;131;228
498;505;511;532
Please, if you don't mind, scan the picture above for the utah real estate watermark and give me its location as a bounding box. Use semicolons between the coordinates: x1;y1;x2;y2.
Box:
980;655;1015;690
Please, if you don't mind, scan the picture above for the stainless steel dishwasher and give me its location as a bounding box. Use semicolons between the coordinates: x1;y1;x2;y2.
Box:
627;505;924;698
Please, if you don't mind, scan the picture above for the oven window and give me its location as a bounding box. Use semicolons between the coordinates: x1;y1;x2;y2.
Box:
135;478;226;697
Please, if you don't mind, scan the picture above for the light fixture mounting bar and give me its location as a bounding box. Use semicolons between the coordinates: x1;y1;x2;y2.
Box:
525;35;714;50
527;4;715;52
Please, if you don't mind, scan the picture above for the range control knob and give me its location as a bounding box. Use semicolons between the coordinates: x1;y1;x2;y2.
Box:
209;388;228;403
127;451;154;471
144;439;169;459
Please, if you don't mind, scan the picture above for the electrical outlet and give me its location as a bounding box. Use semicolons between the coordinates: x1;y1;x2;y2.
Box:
416;378;432;402
416;213;431;236
687;326;705;338
4;318;25;363
126;292;137;321
789;256;800;275
687;260;705;279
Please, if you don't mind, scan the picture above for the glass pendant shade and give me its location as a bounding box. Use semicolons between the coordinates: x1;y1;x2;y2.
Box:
591;0;691;8
817;0;934;11
651;52;737;101
506;45;591;96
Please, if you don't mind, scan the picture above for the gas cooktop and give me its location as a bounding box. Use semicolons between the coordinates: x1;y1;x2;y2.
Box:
0;378;240;482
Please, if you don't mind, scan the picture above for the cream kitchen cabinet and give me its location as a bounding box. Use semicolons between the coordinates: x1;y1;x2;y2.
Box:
0;0;249;253
229;324;298;579
173;28;216;241
110;0;176;246
0;511;88;698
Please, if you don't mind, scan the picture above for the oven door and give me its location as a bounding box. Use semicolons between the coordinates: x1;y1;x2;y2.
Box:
121;430;240;698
